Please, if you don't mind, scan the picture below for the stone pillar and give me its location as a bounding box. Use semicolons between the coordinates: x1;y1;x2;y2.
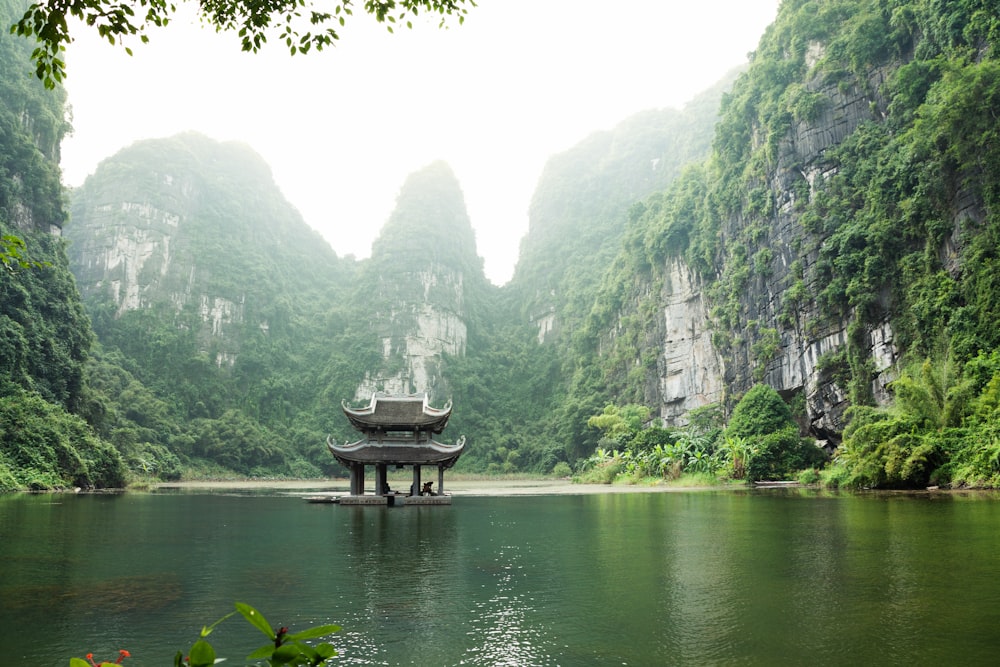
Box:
352;463;365;495
412;465;421;496
438;466;445;496
375;463;387;496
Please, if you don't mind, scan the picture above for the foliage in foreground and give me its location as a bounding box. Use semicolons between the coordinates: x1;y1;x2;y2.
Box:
13;0;477;88
71;602;341;667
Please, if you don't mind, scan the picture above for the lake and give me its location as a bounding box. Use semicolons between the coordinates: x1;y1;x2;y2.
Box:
1;487;999;665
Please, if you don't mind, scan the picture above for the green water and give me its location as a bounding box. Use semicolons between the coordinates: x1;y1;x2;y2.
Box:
1;489;999;666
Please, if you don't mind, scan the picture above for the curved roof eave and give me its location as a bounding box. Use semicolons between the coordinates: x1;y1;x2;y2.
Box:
326;434;466;467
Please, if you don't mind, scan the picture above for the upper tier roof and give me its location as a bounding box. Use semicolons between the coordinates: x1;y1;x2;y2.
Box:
342;393;452;433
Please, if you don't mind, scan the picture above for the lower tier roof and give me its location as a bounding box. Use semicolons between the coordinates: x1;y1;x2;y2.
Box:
327;435;466;468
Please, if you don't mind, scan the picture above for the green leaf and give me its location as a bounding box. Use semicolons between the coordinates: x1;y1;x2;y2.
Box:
235;602;276;639
314;643;339;659
69;659;91;667
246;644;275;660
200;610;236;637
296;644;319;661
271;643;301;664
286;623;341;641
187;639;217;667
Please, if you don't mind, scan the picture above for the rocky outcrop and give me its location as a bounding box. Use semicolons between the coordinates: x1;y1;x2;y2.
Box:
354;162;484;402
355;266;469;398
596;49;911;440
71;200;182;316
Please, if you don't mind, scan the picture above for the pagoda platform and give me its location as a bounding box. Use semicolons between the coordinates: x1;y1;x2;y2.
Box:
320;493;453;506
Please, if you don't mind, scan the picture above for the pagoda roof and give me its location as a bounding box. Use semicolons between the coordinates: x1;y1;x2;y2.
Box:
327;435;466;468
342;393;452;433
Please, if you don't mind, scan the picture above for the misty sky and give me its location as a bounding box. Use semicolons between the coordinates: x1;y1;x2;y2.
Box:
60;0;781;285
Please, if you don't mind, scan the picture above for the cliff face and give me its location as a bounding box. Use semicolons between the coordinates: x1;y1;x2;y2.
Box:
709;59;900;439
656;257;726;424
735;57;906;432
600;51;893;439
71;198;184;317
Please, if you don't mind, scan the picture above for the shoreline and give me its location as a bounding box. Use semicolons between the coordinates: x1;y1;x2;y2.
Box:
150;477;719;496
144;478;1000;497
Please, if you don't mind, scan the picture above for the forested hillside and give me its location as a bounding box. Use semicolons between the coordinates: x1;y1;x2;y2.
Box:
4;0;1000;489
580;0;1000;487
65;133;370;479
0;0;124;490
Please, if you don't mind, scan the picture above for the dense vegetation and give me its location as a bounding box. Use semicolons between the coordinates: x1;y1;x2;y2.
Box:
4;0;1000;491
579;385;824;485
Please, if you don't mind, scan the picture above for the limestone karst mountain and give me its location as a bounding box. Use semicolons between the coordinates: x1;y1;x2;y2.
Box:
5;0;1000;488
67;132;345;360
65;133;355;476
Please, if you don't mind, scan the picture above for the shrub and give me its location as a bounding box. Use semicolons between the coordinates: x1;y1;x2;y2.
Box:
726;385;796;439
797;468;821;485
724;385;821;481
745;426;824;481
551;461;572;477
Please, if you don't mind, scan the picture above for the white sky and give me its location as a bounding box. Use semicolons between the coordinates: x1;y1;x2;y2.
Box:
59;0;780;285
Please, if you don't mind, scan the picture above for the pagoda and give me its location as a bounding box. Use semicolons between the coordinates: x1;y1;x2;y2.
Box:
328;392;466;505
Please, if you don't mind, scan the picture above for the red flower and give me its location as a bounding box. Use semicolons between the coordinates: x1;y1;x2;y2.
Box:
84;649;129;666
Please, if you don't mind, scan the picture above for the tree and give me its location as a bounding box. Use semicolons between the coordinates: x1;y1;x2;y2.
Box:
587;403;651;448
11;0;478;88
1;234;47;271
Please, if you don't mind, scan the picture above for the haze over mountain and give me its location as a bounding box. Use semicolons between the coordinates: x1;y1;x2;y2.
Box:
58;0;783;285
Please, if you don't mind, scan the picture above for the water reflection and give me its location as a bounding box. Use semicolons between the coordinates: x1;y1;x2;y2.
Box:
331;506;467;664
460;542;554;666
